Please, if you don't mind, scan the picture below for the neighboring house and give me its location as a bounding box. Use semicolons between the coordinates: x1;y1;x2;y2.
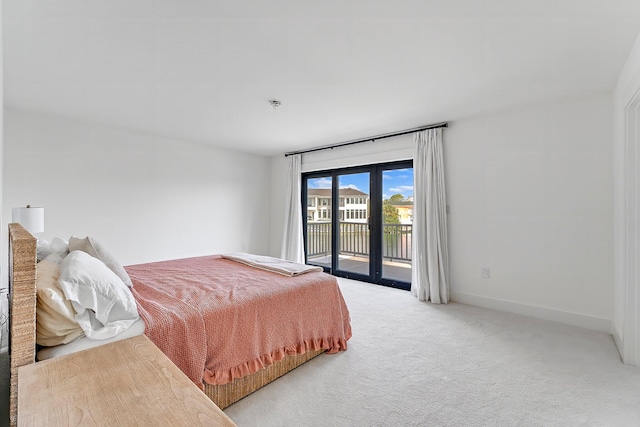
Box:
307;188;369;223
387;200;413;225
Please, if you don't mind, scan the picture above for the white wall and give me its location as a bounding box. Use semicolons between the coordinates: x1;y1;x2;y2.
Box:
0;2;6;348
271;91;614;332
270;155;288;258
3;110;272;287
447;92;612;332
613;32;640;366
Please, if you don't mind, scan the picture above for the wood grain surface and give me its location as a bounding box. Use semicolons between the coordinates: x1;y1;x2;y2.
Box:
18;335;236;426
9;223;37;427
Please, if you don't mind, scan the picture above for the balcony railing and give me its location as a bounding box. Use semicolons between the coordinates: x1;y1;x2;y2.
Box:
307;222;332;258
306;222;412;262
383;223;412;261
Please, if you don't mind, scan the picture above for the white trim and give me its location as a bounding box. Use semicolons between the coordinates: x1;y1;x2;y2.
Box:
613;30;640;367
451;291;612;333
622;92;640;365
612;329;624;361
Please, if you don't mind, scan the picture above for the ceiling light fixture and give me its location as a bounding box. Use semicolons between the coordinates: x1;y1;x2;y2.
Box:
268;99;282;110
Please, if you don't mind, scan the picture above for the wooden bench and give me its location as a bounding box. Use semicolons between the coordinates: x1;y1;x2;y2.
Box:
18;335;236;426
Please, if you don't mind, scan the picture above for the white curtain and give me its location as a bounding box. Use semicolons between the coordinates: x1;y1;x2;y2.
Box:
281;154;305;263
411;128;450;303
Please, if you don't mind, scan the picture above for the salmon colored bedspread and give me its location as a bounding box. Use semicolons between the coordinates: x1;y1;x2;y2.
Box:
125;255;352;387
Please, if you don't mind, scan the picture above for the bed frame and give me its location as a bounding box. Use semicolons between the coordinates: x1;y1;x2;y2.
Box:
8;223;323;426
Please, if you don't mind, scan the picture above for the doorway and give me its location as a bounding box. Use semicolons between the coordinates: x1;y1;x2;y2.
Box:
303;160;413;290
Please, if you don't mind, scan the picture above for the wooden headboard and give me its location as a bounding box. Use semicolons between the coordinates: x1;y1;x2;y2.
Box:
8;223;37;427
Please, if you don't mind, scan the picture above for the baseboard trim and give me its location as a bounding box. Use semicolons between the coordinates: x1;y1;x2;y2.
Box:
612;329;624;361
450;291;612;333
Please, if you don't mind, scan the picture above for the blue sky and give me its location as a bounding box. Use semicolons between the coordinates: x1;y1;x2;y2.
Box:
383;168;414;199
307;168;414;200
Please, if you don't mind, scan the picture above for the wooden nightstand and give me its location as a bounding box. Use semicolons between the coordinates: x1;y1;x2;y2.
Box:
18;335;236;426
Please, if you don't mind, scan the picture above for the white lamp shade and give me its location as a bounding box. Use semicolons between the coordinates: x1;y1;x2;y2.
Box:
12;206;45;234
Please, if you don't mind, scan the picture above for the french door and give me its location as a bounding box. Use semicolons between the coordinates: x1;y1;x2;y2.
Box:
303;160;413;290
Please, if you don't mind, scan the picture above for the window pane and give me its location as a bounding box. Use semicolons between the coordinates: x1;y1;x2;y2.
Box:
338;172;370;276
306;177;332;268
381;168;413;283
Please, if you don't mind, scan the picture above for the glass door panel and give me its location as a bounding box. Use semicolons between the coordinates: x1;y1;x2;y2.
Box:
305;176;332;268
381;168;414;283
302;160;412;290
337;172;370;276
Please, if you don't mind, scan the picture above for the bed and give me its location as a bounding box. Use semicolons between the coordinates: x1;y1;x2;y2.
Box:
8;223;352;426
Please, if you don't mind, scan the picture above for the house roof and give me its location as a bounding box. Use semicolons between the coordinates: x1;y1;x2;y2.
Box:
308;188;368;197
388;201;413;207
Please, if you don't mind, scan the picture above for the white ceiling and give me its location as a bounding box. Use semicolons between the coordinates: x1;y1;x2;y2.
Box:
5;1;640;156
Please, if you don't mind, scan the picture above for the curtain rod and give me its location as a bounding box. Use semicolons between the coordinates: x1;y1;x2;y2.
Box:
284;122;448;157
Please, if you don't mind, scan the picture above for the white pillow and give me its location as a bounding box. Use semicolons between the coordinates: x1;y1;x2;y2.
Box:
36;240;51;261
37;237;69;262
68;236;133;287
35;253;84;346
58;250;139;340
50;237;69;254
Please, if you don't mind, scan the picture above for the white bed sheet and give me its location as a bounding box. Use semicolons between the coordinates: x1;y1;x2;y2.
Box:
37;318;145;361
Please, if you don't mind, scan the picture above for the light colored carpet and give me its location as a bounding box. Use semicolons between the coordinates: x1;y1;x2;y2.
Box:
0;351;8;427
0;294;8;427
224;278;640;426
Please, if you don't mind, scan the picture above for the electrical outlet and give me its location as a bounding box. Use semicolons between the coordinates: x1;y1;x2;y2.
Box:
481;268;490;279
